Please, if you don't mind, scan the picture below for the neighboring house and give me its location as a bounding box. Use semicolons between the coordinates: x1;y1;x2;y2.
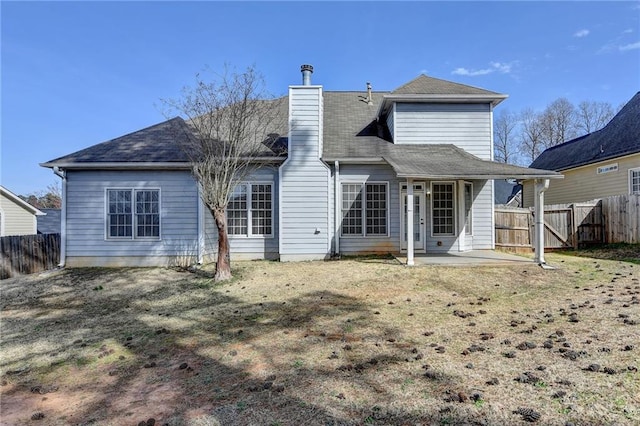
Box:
41;66;560;267
524;92;640;206
0;186;45;236
37;208;62;234
494;180;522;207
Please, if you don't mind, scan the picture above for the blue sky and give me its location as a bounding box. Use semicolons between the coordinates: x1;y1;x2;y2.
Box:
2;1;639;196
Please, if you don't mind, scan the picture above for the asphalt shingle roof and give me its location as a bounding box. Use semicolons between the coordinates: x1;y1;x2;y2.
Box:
43;74;558;179
530;92;640;171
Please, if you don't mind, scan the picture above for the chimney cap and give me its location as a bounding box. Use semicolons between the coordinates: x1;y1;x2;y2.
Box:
301;64;314;73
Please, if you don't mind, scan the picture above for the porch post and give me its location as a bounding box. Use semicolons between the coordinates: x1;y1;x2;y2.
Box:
534;179;550;264
407;178;415;266
457;180;465;252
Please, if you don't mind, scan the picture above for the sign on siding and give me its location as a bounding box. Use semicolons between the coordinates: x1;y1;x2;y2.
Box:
597;163;618;174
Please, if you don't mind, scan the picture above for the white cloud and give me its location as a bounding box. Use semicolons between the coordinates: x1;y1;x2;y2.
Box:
452;61;515;77
619;41;640;51
623;28;634;34
574;29;590;38
452;67;493;76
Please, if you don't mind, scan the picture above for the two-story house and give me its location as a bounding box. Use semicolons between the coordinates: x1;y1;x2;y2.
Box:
41;65;560;267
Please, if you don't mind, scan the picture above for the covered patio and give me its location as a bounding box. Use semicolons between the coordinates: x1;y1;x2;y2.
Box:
395;249;534;266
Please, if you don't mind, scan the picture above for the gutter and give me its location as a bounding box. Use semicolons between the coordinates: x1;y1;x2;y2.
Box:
53;167;66;268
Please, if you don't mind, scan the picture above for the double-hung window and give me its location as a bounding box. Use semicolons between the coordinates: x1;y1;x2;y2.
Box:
341;182;388;236
630;168;640;195
107;189;160;239
432;182;455;236
227;183;273;237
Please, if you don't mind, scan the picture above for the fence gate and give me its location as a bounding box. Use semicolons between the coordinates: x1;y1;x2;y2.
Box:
542;206;573;249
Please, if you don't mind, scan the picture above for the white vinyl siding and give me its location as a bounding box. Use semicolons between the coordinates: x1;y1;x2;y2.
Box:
341;182;388;237
393;103;492;159
630;168;640;195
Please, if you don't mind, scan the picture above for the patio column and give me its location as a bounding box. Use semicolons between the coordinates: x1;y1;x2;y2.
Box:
533;179;550;264
407;178;414;266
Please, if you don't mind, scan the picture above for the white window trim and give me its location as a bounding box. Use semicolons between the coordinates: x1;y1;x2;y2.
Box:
340;181;390;238
464;182;473;236
431;181;456;237
228;181;275;239
104;188;161;241
629;167;640;195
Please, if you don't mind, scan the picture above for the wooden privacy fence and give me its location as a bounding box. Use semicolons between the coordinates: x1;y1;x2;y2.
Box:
495;194;640;250
1;233;60;279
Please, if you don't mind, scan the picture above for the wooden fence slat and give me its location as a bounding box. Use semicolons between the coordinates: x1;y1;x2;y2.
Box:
0;233;60;279
496;194;639;250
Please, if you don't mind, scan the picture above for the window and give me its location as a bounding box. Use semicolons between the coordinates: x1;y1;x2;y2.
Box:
228;183;273;237
630;168;640;195
107;189;160;239
432;183;455;236
464;183;473;235
341;183;388;236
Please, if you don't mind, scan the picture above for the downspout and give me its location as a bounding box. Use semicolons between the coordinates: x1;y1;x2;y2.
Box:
334;160;340;257
534;179;550;265
197;183;205;264
53;166;66;267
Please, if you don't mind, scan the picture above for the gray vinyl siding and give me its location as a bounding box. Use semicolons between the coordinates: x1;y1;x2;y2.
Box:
0;193;38;236
338;164;401;254
393;103;492;160
205;167;279;260
470;180;494;250
386;104;395;141
65;170;200;262
279;86;331;260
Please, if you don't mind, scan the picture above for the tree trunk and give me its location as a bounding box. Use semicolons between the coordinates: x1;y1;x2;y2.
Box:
213;207;232;281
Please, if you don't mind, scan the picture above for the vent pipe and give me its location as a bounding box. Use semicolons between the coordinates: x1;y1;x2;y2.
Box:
301;64;313;85
366;82;373;105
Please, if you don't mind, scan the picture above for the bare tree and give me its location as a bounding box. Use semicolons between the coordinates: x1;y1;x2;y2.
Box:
539;97;577;148
519;108;545;164
20;181;62;209
575;100;614;134
163;66;285;281
493;109;520;164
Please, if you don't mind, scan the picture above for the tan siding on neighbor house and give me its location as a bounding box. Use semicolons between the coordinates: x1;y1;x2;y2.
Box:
523;153;640;207
0;192;39;236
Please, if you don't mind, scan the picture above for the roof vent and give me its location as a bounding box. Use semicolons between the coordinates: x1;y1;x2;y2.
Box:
301;64;313;85
366;82;373;105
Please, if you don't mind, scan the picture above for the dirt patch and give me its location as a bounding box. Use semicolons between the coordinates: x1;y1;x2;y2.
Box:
1;248;639;425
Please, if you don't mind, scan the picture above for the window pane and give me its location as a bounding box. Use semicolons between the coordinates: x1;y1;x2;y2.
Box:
341;184;362;235
464;183;472;235
432;183;455;235
632;170;640;195
251;184;272;235
228;185;248;235
366;183;387;235
135;190;160;238
107;190;132;238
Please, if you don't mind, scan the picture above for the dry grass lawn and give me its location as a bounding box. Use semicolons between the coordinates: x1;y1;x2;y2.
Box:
1;247;639;425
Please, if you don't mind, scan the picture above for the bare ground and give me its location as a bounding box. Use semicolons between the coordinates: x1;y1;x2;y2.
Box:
1;248;639;425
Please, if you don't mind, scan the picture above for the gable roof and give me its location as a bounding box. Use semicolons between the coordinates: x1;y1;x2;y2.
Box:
530;92;640;171
0;186;45;216
42;73;556;180
392;74;504;96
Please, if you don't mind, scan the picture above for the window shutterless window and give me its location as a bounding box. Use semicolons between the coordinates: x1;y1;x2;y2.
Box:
630;168;640;195
432;182;455;236
227;183;273;237
106;189;160;239
464;183;473;235
341;182;388;236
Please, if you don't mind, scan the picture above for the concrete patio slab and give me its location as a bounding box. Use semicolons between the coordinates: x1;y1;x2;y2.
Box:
395;250;536;266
